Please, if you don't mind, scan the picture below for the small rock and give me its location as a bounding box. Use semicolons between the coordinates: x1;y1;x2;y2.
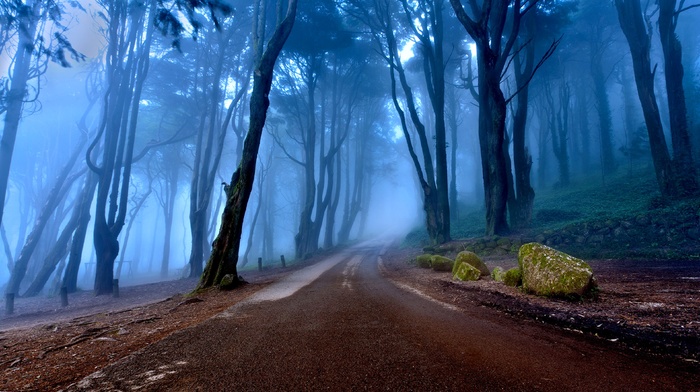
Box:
416;254;432;269
502;268;522;287
453;251;489;276
453;262;480;282
430;255;454;272
491;266;504;282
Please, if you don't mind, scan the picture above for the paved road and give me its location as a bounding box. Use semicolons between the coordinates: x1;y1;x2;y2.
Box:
70;243;698;391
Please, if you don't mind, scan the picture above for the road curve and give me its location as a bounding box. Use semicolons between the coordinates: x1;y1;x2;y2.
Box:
69;243;698;391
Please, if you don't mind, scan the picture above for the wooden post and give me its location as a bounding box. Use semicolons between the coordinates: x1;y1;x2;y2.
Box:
257;257;263;272
112;279;119;298
5;293;14;315
60;287;69;307
280;255;286;268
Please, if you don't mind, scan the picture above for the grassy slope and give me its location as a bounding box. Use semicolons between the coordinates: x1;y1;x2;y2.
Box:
407;166;699;255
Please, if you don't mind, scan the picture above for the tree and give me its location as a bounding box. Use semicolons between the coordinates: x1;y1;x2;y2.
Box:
0;1;84;228
345;0;451;244
578;0;619;177
197;0;298;290
5;137;86;296
657;0;697;196
272;0;354;258
615;0;678;198
86;0;158;295
186;19;251;278
449;0;541;235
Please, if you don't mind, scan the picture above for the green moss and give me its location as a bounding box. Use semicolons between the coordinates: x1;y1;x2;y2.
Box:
453;251;490;276
416;254;433;269
518;242;596;297
430;255;454;272
491;266;504;282
502;268;522;287
453;262;480;281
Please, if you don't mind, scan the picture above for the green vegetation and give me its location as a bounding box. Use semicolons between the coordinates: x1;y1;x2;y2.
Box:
405;167;700;259
529;169;660;231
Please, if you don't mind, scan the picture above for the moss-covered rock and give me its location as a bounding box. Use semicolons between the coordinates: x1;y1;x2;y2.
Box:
491;266;504;282
430;255;454;272
416;254;433;269
453;251;490;276
502;268;522;287
453;262;480;281
518;243;596;297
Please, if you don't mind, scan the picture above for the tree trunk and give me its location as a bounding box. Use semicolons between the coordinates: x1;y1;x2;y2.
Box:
658;0;697;196
241;175;264;267
91;0;156;295
510;42;535;229
62;173;98;293
446;86;460;220
5;139;85;296
295;60;319;259
197;0;297;290
0;3;40;228
116;182;152;279
591;52;616;176
478;69;510;236
615;0;675;197
22;206;82;297
160;162;179;278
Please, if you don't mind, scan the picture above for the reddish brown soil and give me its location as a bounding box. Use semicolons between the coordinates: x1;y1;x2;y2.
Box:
1;247;698;391
381;248;700;363
0;265;302;392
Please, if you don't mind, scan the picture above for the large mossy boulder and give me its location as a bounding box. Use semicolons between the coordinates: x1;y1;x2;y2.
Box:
518;243;596;297
453;251;490;276
453;262;480;281
416;254;433;269
431;255;454;272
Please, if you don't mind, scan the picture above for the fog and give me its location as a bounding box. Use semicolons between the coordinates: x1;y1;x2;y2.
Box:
1;0;700;296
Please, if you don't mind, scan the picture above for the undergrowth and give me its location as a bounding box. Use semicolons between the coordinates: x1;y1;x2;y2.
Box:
404;166;699;254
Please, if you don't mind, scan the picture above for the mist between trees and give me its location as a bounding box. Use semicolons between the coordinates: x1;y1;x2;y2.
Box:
1;0;699;293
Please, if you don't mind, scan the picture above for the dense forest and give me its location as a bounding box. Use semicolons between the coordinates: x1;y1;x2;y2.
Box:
1;0;699;295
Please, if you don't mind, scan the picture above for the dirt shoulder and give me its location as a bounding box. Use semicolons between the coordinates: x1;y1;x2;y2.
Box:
380;246;700;365
0;260;317;392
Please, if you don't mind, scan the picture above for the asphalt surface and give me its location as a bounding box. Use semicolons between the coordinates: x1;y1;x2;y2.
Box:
68;243;698;391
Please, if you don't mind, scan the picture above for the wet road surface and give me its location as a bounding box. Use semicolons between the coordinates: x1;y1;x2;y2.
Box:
69;243;699;391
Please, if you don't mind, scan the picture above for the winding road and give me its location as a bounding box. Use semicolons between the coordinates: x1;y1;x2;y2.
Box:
69;242;698;391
